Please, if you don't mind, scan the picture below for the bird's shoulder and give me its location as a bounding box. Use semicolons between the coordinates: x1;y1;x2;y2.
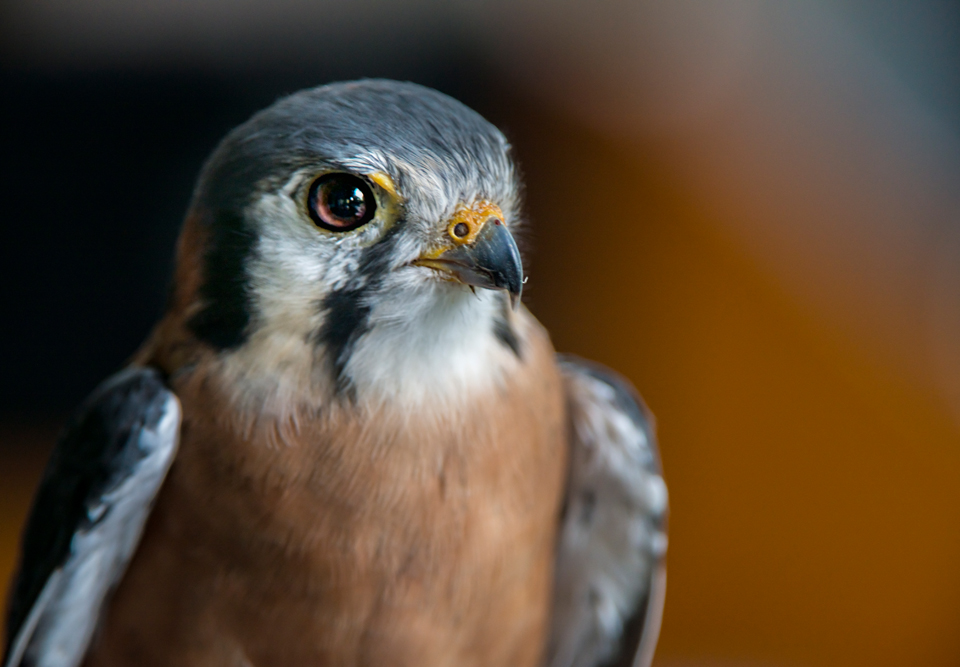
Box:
3;367;180;667
549;356;668;667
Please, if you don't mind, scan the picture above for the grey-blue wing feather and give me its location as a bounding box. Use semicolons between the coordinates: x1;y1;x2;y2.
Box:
3;367;180;667
548;356;668;667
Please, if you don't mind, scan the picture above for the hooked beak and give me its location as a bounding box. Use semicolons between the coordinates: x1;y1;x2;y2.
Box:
414;213;524;308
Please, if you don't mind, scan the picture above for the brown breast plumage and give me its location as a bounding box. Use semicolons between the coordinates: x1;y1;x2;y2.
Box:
83;314;567;667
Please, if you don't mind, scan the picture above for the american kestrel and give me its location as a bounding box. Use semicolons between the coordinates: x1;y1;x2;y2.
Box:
3;80;668;667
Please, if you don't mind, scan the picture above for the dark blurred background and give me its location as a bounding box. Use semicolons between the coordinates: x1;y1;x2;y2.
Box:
4;1;960;665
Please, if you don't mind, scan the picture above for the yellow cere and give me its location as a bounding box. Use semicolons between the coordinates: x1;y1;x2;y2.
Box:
416;201;505;261
446;201;503;246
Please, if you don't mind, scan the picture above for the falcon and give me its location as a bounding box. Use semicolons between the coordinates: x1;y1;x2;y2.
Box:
3;80;668;667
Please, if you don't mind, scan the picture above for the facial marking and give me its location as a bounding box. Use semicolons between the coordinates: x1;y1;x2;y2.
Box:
494;313;522;359
317;225;405;394
188;80;527;407
188;209;258;350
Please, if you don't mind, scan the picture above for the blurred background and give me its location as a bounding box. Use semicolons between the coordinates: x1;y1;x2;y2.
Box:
3;1;960;664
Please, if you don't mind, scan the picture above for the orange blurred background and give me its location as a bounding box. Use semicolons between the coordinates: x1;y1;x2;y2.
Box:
3;2;960;665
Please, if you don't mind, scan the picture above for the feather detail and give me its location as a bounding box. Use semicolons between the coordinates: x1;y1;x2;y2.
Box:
548;357;668;667
3;368;180;667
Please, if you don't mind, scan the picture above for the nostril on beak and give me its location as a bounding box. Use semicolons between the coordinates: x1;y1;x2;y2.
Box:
446;202;503;246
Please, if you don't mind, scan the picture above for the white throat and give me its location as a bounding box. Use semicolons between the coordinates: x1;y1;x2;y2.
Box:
344;283;519;410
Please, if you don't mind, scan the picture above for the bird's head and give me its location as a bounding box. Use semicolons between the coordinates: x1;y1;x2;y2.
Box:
168;80;530;409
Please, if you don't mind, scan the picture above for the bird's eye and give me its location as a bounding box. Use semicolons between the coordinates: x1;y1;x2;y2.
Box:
308;173;376;232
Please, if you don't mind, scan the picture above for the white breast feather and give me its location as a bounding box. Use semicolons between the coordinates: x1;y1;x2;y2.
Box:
346;281;519;410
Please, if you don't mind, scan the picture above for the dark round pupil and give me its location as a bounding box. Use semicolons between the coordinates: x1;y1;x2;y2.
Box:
326;182;366;221
308;173;376;232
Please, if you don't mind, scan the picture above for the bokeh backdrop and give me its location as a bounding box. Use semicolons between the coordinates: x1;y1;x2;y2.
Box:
3;1;960;665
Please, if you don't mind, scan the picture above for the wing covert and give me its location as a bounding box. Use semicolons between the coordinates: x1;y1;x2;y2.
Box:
3;367;180;667
548;356;668;667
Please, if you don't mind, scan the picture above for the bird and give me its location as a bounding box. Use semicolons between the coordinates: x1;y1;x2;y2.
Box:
3;79;668;667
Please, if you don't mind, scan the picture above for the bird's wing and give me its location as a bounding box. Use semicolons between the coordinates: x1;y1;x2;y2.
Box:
547;356;668;667
3;367;180;667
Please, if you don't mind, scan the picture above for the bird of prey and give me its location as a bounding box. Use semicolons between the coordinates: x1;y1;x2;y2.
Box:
3;80;668;667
